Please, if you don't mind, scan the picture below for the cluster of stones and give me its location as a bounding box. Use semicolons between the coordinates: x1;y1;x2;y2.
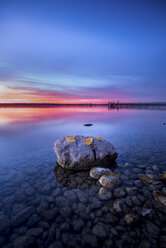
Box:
90;163;166;228
0;162;166;248
90;167;119;201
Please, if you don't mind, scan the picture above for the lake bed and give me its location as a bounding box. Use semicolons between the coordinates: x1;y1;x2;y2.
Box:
0;105;166;248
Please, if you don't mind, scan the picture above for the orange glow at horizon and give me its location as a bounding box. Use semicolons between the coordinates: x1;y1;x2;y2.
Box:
0;85;124;104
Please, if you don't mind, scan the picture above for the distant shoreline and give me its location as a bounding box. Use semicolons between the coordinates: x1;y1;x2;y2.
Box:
0;102;166;108
0;103;108;108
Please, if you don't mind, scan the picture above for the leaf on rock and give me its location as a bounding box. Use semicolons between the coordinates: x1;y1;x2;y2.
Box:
65;136;76;143
82;137;93;146
138;174;155;184
154;193;166;207
95;136;104;141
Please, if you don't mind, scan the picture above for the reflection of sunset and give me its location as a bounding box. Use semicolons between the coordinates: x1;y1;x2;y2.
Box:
0;106;105;125
0;106;126;125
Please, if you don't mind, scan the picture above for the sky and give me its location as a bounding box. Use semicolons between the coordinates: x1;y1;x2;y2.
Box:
0;0;166;103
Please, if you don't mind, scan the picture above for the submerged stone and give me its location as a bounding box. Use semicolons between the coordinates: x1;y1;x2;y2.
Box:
146;221;160;238
98;187;112;200
141;208;152;217
53;135;117;170
125;187;138;195
123;162;132;168
124;213;139;225
90;167;112;179
72;219;85;232
99;175;118;189
11;207;35;227
111;199;127;214
92;223;108;239
114;187;126;198
13;235;35;248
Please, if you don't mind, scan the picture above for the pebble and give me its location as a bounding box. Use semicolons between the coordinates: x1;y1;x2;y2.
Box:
59;207;72;218
37;201;49;214
139;240;151;248
60;222;70;232
124;162;132;168
15;226;28;235
114;187;126;198
125;196;134;207
99;175;118;188
41;208;58;221
141;208;152;217
64;190;77;201
52;188;61;197
27;227;43;237
152;165;160;171
98;187;112;200
161;187;166;195
132;168;143;173
131;196;143;206
0;219;9;235
92;223;108;239
137;165;146;169
13;235;35;248
72;219;85;232
134;180;142;188
27;214;40;227
111;199;127;214
11;207;35;226
90;167;113;180
126;186;138;195
124;213;139;225
146;221;160;238
55;196;71;208
81;234;97;247
146;173;158;180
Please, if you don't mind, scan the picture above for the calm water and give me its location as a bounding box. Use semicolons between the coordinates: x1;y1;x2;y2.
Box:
0;106;166;248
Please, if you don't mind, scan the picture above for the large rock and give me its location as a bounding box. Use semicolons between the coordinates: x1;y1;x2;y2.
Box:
53;135;117;170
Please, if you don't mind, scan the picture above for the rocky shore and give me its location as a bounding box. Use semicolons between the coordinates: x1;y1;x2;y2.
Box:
0;162;166;248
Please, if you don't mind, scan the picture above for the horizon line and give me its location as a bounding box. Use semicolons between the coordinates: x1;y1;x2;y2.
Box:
0;102;166;105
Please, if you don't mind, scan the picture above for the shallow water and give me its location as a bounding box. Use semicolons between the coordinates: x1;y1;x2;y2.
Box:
0;106;166;248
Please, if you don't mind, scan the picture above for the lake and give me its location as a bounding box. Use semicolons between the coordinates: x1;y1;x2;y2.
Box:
0;105;166;248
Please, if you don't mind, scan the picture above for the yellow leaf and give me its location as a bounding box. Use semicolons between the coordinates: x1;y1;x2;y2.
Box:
65;136;76;143
95;136;104;141
82;137;93;146
162;173;166;178
138;174;155;184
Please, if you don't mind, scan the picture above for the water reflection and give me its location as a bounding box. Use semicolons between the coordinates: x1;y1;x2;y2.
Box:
0;106;111;125
0;106;166;247
0;105;166;170
0;105;165;129
54;163;97;189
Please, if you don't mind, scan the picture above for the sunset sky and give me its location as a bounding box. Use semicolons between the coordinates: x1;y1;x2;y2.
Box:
0;0;166;103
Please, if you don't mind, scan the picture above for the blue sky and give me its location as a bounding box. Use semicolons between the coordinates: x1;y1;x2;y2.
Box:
0;0;166;103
